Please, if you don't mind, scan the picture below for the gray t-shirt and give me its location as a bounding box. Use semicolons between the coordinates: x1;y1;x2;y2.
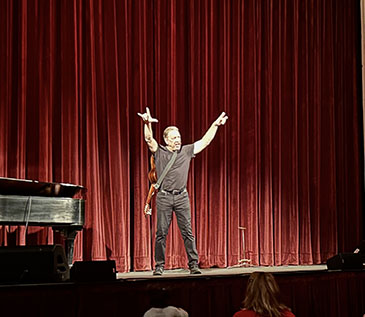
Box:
154;144;195;191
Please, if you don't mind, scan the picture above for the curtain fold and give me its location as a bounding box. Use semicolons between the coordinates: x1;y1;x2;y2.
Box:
0;0;363;272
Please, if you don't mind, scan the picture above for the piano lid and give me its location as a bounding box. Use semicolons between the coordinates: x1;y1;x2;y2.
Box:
0;177;86;198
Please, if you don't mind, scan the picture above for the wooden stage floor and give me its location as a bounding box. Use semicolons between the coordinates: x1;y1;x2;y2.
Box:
117;264;327;280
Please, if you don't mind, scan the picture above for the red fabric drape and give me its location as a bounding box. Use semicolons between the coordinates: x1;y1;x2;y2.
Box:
0;0;363;272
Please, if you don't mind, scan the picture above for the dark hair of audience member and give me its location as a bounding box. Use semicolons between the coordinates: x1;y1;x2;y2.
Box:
242;272;290;317
149;289;169;308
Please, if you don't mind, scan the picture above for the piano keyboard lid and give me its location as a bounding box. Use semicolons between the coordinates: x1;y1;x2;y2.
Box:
0;177;86;198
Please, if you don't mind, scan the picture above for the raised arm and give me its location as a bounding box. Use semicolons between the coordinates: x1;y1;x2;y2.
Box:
194;112;228;155
138;107;159;153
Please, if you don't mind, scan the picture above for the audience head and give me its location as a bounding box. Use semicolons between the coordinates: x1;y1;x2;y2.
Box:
242;272;289;317
144;288;189;317
144;306;188;317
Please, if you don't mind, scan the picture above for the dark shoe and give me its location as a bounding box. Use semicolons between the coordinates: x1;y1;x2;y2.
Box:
189;265;202;274
153;266;164;276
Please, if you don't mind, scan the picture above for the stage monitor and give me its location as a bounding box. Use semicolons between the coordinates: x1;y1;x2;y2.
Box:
0;244;70;284
326;253;364;271
70;260;117;282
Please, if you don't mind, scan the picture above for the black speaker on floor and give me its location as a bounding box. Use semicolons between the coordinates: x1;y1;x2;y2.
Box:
326;253;364;271
70;260;117;282
0;244;70;284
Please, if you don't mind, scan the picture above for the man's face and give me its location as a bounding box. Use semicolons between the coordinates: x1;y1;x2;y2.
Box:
165;129;181;151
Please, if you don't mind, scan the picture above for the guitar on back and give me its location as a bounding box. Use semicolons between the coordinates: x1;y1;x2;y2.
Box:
144;155;157;216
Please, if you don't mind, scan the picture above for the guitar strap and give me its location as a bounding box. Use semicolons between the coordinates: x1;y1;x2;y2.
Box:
153;150;177;190
144;150;177;216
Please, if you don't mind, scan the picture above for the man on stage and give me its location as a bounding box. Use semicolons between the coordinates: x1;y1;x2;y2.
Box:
138;107;228;275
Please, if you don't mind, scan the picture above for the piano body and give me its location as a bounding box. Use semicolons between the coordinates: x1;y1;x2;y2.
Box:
0;177;85;266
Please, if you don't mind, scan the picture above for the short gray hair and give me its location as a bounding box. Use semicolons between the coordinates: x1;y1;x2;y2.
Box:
163;126;179;139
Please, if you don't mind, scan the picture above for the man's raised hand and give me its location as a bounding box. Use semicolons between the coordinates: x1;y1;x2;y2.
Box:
214;112;228;126
137;107;158;124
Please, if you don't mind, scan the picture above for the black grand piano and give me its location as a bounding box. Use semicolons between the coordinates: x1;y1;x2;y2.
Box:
0;177;85;266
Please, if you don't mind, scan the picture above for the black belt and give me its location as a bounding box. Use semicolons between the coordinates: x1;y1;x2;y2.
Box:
160;188;186;195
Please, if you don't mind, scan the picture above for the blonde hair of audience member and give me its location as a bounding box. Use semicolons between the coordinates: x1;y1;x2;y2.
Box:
241;272;291;317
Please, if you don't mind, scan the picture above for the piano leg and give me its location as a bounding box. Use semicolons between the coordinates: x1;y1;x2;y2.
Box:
53;227;81;267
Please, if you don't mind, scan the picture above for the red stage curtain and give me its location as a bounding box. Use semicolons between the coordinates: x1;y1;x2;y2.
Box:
0;0;362;272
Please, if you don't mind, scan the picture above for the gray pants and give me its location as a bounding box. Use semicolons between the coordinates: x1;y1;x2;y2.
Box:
155;189;199;268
